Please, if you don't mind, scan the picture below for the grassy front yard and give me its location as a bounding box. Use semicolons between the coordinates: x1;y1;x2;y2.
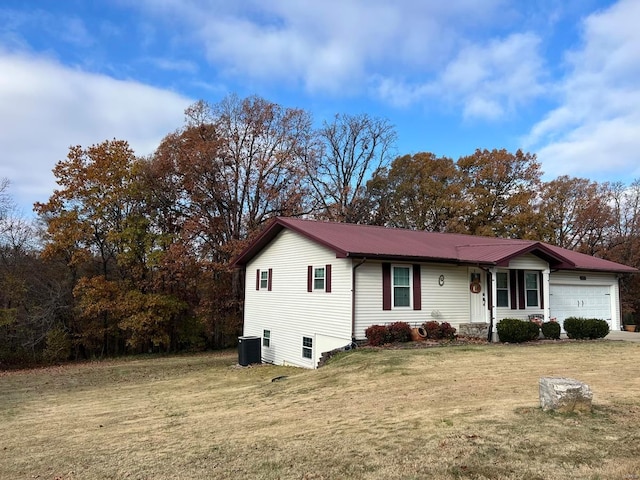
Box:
1;341;639;479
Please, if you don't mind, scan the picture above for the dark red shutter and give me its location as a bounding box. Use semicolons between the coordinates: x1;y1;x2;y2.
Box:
382;263;391;310
539;271;544;309
256;269;260;291
307;265;313;292
412;264;421;310
268;268;273;291
510;270;517;309
325;264;332;293
518;270;526;310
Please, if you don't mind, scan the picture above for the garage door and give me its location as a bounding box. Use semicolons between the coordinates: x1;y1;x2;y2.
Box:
549;285;612;326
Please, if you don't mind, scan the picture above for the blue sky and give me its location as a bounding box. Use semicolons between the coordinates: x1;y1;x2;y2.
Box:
1;0;639;215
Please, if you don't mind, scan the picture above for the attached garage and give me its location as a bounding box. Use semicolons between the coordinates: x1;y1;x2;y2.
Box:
549;272;619;330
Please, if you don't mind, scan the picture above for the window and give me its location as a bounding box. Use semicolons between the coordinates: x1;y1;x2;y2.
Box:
525;272;539;307
256;268;272;291
314;267;325;290
302;336;313;359
307;265;332;293
496;272;509;307
263;329;270;348
382;263;420;311
393;266;411;307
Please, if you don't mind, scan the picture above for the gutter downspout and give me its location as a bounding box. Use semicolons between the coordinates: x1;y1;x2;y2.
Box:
352;258;367;342
479;266;495;342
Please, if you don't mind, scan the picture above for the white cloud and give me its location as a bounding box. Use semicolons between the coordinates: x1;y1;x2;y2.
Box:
131;0;507;94
525;0;640;181
130;0;549;119
436;32;545;120
0;50;192;214
373;32;546;120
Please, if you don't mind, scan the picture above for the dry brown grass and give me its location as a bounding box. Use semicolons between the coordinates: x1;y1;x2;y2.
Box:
1;341;640;479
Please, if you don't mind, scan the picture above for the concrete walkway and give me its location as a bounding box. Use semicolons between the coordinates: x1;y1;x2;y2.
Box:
606;330;640;342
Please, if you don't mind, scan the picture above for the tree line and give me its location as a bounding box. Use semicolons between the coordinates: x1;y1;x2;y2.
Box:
1;93;639;366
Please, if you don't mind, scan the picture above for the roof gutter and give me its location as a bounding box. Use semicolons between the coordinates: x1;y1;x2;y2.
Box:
351;258;367;341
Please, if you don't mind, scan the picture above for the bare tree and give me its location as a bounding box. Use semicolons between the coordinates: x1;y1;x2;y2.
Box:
309;113;396;223
0;177;12;225
158;95;315;257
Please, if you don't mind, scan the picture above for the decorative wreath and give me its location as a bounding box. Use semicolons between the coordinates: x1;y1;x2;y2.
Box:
470;282;482;294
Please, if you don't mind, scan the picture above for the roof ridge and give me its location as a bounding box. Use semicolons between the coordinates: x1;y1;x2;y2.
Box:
280;217;499;238
224;217;637;273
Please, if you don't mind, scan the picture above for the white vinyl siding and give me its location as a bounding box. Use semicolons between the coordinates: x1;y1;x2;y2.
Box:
354;262;470;340
243;229;352;368
508;254;548;271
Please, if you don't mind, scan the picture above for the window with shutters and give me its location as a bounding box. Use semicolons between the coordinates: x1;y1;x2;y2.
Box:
525;271;539;307
307;265;331;292
314;267;325;290
496;272;509;307
256;268;272;291
393;265;411;307
382;263;420;310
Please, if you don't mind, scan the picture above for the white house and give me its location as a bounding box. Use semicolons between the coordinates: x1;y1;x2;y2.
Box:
232;217;637;368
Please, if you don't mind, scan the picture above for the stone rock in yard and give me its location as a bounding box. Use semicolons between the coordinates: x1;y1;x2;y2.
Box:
539;377;593;413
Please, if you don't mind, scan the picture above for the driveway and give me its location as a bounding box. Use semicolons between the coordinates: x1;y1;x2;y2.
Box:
606;330;640;342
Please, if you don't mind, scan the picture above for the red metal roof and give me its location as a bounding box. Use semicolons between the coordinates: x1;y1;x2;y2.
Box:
232;217;638;273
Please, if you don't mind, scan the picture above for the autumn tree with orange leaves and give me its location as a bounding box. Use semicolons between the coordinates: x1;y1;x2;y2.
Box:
150;95;316;346
35;140;189;356
366;152;462;231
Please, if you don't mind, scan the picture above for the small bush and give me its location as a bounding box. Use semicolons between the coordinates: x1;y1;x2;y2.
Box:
421;321;457;340
365;325;389;346
563;317;581;338
541;321;561;340
563;317;609;339
387;322;412;343
623;312;636;326
589;319;610;338
497;318;540;343
423;321;442;339
439;322;457;340
366;322;414;345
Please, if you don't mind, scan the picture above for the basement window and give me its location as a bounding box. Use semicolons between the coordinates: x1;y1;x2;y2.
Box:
302;336;313;359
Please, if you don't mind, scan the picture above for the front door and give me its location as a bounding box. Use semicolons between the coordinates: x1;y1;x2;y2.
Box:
469;268;487;323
